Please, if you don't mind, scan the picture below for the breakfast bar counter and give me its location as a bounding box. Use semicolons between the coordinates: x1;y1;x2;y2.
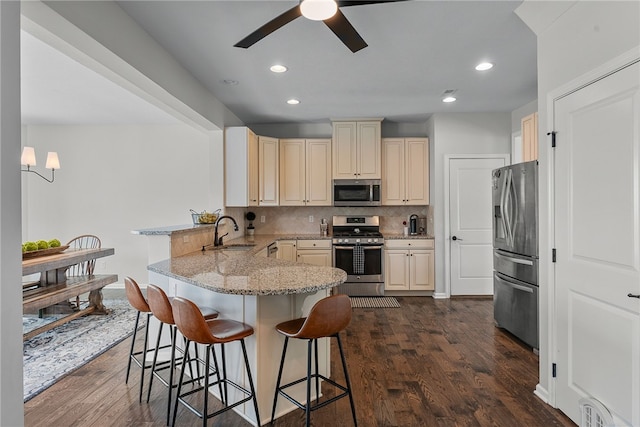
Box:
144;239;346;426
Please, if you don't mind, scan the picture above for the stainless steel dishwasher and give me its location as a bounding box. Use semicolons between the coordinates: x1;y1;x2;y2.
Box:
267;242;278;258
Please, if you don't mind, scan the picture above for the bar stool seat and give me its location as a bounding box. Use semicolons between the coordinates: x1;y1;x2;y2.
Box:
170;297;261;427
271;294;356;426
145;284;220;425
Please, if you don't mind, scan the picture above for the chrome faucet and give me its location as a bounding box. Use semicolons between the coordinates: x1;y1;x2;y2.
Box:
214;215;239;247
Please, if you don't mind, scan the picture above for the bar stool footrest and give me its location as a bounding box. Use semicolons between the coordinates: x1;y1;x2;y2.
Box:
277;373;350;413
176;378;254;421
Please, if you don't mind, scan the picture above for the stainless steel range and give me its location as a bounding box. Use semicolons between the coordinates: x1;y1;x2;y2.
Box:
332;215;384;296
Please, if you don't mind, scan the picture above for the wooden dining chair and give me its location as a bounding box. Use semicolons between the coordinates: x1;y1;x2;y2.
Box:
66;234;101;308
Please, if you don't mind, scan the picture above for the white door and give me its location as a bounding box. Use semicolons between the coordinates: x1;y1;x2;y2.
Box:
449;157;507;295
554;61;640;425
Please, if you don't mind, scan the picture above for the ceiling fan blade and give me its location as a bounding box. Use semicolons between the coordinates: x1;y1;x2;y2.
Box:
234;5;302;49
338;0;410;7
323;9;367;53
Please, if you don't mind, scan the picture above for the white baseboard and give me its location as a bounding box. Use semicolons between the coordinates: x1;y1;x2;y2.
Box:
534;384;550;404
432;292;449;299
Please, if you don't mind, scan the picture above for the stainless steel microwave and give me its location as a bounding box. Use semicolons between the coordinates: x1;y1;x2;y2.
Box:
333;179;381;207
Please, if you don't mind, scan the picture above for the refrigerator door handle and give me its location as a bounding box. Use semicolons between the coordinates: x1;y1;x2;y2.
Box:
495;251;534;266
503;169;514;246
495;272;535;293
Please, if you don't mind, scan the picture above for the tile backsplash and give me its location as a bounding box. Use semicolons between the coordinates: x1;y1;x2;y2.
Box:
224;205;433;237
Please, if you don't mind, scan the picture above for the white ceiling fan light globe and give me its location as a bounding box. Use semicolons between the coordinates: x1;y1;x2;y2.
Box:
300;0;338;21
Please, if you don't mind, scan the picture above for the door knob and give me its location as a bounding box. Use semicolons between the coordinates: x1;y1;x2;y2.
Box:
452;236;463;241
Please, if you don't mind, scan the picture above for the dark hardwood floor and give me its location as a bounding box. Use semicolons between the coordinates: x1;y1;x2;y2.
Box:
24;297;575;427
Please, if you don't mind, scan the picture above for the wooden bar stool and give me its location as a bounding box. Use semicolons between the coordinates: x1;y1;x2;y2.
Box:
270;294;356;426
145;284;220;425
170;297;261;427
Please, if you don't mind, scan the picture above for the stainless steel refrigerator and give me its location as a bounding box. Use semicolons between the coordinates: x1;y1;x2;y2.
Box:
491;160;538;349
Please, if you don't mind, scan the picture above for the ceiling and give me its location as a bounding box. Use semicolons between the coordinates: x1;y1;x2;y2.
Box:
21;0;537;126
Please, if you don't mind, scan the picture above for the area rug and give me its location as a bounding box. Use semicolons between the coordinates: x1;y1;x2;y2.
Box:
23;299;140;402
350;297;400;308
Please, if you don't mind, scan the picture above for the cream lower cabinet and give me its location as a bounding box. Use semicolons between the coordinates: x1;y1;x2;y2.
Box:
382;137;429;205
385;239;434;291
259;136;279;206
296;240;332;267
279;139;331;206
277;240;297;262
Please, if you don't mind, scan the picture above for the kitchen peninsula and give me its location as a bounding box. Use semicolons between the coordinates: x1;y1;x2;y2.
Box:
134;224;346;425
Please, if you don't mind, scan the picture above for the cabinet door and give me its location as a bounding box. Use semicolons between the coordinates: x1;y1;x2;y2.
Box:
297;250;331;267
384;250;410;291
405;137;429;205
357;121;381;179
279;139;305;206
248;130;259;206
259;136;279;206
277;240;296;262
225;126;252;207
306;139;332;206
409;249;435;290
522;112;538;161
332;122;357;178
382;138;405;205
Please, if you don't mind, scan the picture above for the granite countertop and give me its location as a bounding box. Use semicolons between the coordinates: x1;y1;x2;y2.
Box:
131;224;214;235
148;238;345;296
384;234;434;240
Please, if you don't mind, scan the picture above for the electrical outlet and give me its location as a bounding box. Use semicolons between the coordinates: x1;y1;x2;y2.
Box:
309;215;314;223
183;235;189;243
260;215;266;223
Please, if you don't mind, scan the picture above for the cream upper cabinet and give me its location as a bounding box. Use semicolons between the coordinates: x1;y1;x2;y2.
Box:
224;127;259;207
332;120;381;179
382;137;429;205
385;240;434;291
258;136;279;206
280;139;331;206
522;112;538;161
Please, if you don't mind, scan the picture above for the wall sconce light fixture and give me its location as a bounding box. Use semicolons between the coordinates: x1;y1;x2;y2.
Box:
21;146;60;183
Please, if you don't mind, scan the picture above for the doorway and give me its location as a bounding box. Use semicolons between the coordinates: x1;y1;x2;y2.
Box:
445;155;509;296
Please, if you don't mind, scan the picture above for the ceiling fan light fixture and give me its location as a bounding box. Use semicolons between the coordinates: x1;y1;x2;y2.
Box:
287;99;300;105
442;96;457;103
300;0;338;21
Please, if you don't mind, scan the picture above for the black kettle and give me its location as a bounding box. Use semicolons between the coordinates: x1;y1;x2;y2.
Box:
409;214;419;235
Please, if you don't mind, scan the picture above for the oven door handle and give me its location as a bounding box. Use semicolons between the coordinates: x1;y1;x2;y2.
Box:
334;246;383;250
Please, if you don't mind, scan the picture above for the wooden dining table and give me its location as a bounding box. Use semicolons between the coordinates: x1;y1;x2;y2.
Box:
22;247;118;340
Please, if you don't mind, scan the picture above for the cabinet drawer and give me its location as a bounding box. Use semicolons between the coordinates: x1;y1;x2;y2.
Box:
297;239;332;249
385;239;434;250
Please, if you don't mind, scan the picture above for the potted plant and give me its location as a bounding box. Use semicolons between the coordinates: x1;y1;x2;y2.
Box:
246;211;256;236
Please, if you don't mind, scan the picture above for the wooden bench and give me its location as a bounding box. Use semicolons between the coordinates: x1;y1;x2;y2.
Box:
22;248;118;341
22;274;118;341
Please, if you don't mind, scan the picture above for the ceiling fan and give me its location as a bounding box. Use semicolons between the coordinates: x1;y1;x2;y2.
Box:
234;0;409;53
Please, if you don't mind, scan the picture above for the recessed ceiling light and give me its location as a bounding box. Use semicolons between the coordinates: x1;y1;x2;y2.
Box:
287;99;300;105
222;79;239;85
270;64;288;73
442;96;457;103
475;62;494;71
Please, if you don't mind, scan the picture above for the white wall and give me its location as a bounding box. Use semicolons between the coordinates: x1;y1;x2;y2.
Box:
0;2;26;425
22;124;222;284
517;0;640;407
431;113;511;296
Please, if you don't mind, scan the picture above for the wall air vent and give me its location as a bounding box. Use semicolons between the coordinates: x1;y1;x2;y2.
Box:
579;398;614;427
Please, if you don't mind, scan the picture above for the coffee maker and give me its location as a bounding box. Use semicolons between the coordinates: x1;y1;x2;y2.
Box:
409;214;419;235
